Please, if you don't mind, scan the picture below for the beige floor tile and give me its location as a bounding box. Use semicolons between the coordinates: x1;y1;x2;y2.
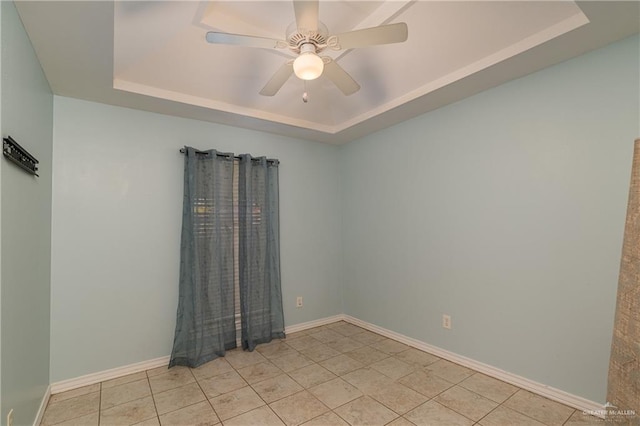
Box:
153;382;206;415
346;347;390;366
503;390;574;425
342;367;394;394
223;406;285;426
370;357;414;380
134;417;160;426
423;359;474;384
301;411;349;426
252;374;303;403
477;405;546;426
299;344;341;362
286;335;324;352
563;410;606;425
393;349;440;368
326;337;365;354
370;339;410;355
199;370;247;398
309;378;363;409
50;411;99;426
270;352;314;373
192;357;235;381
41;392;100;425
101;378;152;410
41;320;595;426
209;386;265;421
334;396;398;426
224;349;267;369
433;385;498;421
308;325;336;332
269;390;329;426
351;330;388;345
258;338;287;348
369;383;428;415
307;329;344;344
320;354;364;376
386;417;416;426
398;370;454;398
103;372;148;389
331;323;366;337
49;384;101;404
458;373;518;403
289;364;337;388
237;361;283;384
285;330;309;340
148;367;196;394
100;396;157;426
146;365;174;378
404;400;474;426
158;400;218;425
257;342;298;360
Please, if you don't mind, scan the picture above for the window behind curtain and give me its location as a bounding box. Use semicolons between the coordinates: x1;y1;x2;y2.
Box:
170;149;283;367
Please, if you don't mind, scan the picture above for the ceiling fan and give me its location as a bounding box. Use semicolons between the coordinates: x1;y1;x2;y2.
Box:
205;0;408;97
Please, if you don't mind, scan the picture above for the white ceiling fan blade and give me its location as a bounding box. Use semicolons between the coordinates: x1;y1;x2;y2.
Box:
206;31;286;49
293;0;318;32
260;62;294;96
323;59;360;96
333;22;408;50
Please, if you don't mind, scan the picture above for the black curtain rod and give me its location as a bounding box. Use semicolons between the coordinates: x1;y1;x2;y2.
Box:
179;148;278;164
179;147;239;158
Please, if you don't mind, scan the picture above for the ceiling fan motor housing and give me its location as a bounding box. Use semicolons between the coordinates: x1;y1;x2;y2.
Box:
286;21;328;54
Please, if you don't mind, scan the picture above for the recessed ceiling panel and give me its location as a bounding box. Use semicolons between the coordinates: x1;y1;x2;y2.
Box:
113;1;588;133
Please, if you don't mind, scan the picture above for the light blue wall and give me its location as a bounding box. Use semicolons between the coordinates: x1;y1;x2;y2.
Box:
340;34;639;404
0;2;53;425
50;97;343;382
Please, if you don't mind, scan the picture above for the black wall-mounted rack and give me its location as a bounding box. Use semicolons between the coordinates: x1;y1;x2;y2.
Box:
3;136;39;176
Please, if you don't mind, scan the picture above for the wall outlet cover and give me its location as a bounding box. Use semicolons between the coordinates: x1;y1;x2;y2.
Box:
442;314;452;330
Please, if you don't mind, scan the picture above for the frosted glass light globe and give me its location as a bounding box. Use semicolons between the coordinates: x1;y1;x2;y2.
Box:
293;51;324;80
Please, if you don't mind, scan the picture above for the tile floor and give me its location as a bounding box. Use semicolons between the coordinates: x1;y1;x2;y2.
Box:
41;321;607;426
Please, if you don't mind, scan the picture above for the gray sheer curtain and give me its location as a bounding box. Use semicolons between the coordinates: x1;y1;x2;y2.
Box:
170;147;237;368
238;155;285;351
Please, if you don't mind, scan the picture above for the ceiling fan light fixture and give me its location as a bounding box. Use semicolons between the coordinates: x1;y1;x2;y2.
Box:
293;44;324;80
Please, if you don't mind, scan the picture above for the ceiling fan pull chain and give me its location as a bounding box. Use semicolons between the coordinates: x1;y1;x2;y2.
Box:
302;81;309;103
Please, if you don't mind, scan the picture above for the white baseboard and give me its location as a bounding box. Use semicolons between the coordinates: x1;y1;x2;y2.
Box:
48;313;605;420
33;384;51;426
285;314;346;334
342;315;605;417
50;356;171;394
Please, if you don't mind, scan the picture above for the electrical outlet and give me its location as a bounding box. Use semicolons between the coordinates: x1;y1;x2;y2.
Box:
7;409;14;426
296;296;303;308
442;314;452;330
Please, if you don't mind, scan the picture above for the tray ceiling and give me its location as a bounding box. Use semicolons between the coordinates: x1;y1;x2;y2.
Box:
14;1;640;144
